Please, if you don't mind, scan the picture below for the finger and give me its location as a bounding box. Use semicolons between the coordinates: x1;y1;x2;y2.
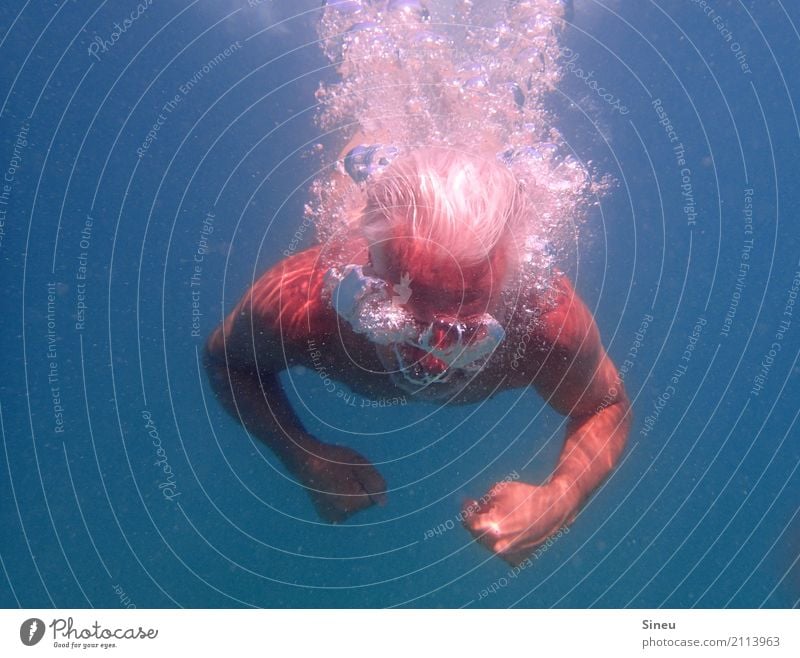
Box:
462;493;499;519
355;466;388;506
473;527;509;556
493;537;516;555
465;508;504;535
460;498;480;523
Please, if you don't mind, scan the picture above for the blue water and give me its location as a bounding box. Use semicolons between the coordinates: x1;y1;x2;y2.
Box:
1;0;798;608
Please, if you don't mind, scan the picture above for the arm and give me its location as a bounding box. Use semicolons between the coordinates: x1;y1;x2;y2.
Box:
463;275;632;563
205;246;386;522
531;275;631;503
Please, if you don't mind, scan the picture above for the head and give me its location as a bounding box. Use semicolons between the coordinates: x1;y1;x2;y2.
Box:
330;147;526;395
361;147;522;321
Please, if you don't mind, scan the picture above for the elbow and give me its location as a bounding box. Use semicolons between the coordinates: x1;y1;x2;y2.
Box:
581;381;629;419
591;355;632;419
615;384;631;416
567;384;632;433
604;382;632;428
605;385;633;450
615;390;633;439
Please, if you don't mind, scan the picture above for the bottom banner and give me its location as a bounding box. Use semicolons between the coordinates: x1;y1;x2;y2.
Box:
1;609;797;657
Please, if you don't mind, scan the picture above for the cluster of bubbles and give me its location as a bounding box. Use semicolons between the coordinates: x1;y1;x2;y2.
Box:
309;0;601;281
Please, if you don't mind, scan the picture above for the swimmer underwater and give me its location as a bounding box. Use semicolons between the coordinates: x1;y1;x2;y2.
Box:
204;143;632;566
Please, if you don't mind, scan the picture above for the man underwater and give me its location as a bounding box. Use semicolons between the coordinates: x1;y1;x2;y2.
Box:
205;146;631;565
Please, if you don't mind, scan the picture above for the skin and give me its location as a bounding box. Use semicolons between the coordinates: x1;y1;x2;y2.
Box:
204;233;632;565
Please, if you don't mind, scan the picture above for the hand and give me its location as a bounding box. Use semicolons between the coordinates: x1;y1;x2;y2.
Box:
299;444;387;523
462;481;578;565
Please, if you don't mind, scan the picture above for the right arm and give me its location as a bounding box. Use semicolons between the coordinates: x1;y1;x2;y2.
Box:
204;246;386;521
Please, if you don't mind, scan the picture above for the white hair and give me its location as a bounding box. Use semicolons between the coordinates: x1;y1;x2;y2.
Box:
361;148;524;265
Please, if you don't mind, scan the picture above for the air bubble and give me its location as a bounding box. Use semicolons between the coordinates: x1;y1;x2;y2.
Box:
499;146;545;165
346;21;378;34
313;0;600;271
504;82;525;108
507;0;539;19
456;62;485;79
344;144;401;182
412;30;449;48
387;0;430;21
462;76;489;92
516;47;544;67
538;142;559;158
323;0;364;15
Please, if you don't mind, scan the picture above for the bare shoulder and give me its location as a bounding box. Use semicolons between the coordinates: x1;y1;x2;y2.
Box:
207;243;367;370
532;274;601;357
502;272;603;391
245;246;338;340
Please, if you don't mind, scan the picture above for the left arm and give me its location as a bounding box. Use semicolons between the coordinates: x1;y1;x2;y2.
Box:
463;275;632;564
532;274;631;504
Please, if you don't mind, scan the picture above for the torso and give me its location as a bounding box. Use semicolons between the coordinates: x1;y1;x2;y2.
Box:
225;243;564;406
292;255;558;405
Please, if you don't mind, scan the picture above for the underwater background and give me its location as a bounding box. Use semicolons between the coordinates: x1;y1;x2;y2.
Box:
1;0;798;608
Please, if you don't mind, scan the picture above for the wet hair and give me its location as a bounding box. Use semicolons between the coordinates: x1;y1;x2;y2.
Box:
361;147;525;268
